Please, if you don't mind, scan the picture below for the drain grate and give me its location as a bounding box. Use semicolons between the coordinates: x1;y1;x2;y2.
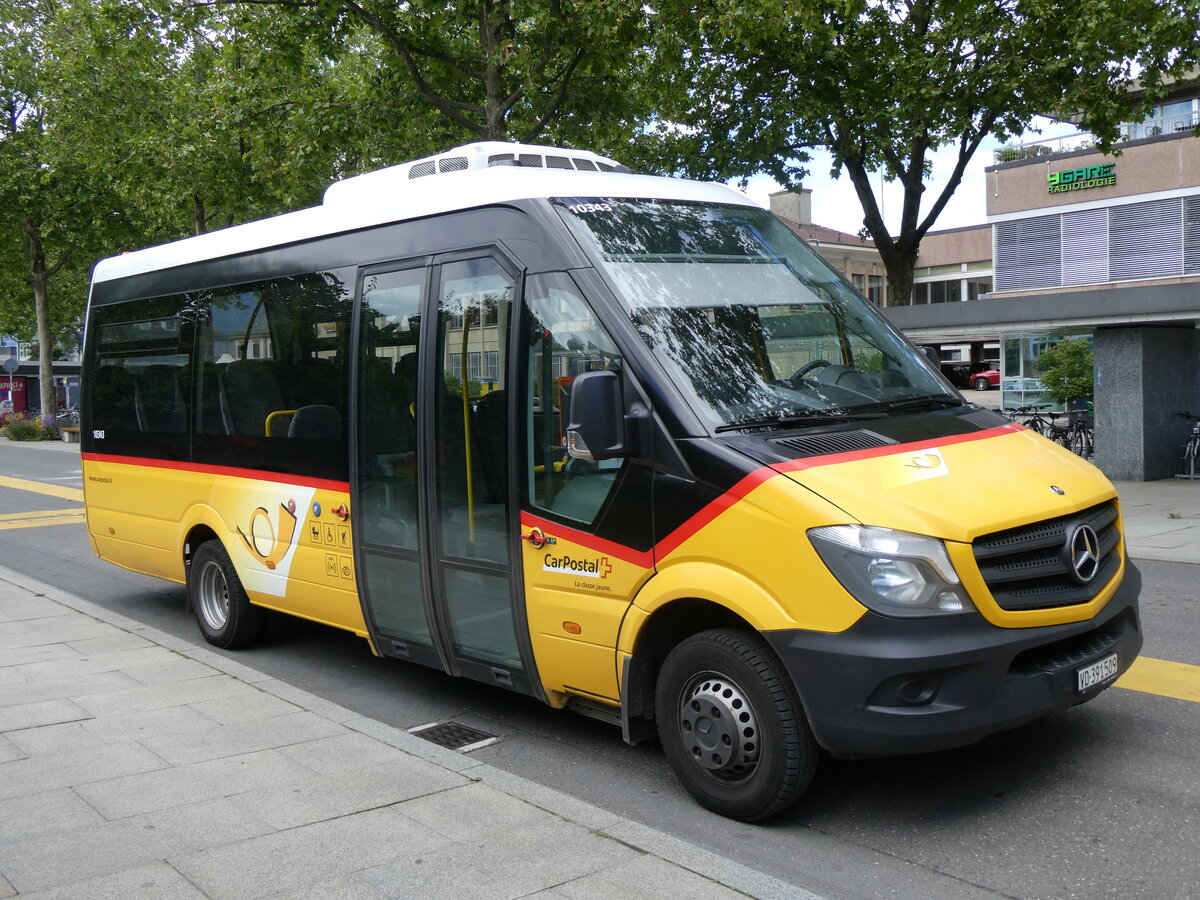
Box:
408;721;497;752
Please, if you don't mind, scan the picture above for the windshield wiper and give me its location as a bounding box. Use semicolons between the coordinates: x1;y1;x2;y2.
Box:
883;395;964;412
715;408;886;433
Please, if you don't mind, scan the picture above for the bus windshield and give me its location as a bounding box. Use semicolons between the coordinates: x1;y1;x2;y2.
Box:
555;199;956;430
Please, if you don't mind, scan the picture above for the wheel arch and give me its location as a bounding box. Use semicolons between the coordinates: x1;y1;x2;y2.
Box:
619;596;758;739
179;506;230;609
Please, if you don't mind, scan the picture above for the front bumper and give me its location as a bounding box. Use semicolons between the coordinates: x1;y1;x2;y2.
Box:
765;562;1142;758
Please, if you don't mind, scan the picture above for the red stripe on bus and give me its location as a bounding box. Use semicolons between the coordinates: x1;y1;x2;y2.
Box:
520;511;655;569
81;453;351;493
775;423;1024;473
521;425;1021;568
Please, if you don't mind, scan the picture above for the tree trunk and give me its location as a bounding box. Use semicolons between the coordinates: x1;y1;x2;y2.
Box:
880;248;917;309
480;1;507;139
31;264;56;424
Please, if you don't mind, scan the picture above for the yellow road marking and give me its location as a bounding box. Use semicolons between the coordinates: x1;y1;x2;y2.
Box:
1116;656;1200;703
0;475;84;503
0;508;87;530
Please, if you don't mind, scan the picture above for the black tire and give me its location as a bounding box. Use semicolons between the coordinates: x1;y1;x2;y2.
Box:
1070;429;1092;459
188;540;265;649
655;629;817;821
972;376;991;392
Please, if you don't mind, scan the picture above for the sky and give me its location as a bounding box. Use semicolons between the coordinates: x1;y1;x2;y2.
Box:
738;117;1081;236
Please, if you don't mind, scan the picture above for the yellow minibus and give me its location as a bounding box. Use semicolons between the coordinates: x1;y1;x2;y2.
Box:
81;142;1140;819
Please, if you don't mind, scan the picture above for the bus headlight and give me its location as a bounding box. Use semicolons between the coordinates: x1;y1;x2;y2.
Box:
808;525;975;617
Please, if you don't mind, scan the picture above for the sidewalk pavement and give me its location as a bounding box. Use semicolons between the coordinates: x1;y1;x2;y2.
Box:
0;566;810;900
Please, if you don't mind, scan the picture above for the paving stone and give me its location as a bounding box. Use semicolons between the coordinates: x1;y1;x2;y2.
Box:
171;806;449;900
65;631;157;655
73;747;317;819
276;731;417;776
76;704;217;747
227;757;466;830
14;646;177;681
551;854;746;899
0;699;91;734
0;668;28;687
136;710;347;766
2;798;273;893
4;721;105;757
0;872;13;899
71;673;256;718
124;655;224;687
0;669;139;710
0;741;169;802
0;596;63;623
0;616;118;650
350;815;641;900
189;689;304;726
0;643;81;668
397;780;552;842
0;788;105;843
15;861;208;900
0;733;23;763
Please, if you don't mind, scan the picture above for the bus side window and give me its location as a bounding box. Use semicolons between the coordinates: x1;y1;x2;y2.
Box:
524;274;624;525
90;296;191;446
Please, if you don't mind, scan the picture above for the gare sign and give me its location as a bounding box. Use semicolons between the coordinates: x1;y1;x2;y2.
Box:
1047;163;1116;194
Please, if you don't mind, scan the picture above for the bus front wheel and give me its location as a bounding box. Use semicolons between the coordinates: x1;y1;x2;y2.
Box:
189;540;265;649
655;629;817;821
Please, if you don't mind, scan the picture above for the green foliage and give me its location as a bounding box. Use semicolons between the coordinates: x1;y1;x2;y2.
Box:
1036;338;1095;404
2;413;58;441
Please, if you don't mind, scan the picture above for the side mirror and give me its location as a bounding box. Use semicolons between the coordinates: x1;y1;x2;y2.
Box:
566;370;629;460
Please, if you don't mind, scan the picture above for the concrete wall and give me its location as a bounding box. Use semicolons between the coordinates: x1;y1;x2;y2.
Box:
915;225;992;267
986;134;1200;217
1094;326;1200;480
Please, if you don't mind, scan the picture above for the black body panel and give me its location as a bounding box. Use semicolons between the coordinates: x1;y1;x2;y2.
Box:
764;562;1142;758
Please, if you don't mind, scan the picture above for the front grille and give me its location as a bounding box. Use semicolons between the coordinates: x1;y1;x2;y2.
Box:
973;501;1121;611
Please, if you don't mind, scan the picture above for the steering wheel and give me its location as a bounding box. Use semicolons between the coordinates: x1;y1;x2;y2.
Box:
790;359;831;385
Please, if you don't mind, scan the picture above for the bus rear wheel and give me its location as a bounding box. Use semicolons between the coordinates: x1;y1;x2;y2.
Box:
189;540;265;649
655;629;817;821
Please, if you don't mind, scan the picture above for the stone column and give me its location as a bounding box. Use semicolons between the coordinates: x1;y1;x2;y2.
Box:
1093;326;1200;480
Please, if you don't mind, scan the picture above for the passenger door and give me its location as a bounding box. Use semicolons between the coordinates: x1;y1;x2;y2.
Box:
353;254;538;695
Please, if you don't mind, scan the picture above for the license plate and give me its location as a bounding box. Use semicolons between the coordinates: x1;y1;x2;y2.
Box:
1076;652;1119;693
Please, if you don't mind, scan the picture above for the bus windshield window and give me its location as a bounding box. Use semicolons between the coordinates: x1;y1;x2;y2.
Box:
555;199;953;429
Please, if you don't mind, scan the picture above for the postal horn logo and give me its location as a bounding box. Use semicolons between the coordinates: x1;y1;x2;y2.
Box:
239;499;298;570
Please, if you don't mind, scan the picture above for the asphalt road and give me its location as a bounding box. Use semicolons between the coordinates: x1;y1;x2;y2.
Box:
2;438;1198;899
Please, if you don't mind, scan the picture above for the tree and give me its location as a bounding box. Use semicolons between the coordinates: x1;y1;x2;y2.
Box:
0;0;125;417
216;0;665;155
56;0;399;241
655;0;1200;307
1037;337;1094;404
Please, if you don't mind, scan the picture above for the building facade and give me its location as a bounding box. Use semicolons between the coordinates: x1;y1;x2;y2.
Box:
882;87;1200;480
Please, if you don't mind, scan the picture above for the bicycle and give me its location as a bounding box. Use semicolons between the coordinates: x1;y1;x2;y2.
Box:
1005;405;1054;435
1177;412;1200;480
1068;411;1095;459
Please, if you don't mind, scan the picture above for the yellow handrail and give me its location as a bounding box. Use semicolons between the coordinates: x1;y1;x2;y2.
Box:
460;309;475;543
264;410;296;437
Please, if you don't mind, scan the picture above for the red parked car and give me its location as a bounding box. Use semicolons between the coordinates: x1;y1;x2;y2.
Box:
970;368;1000;391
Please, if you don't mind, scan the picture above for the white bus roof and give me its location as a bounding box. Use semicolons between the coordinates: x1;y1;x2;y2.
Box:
91;142;761;285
